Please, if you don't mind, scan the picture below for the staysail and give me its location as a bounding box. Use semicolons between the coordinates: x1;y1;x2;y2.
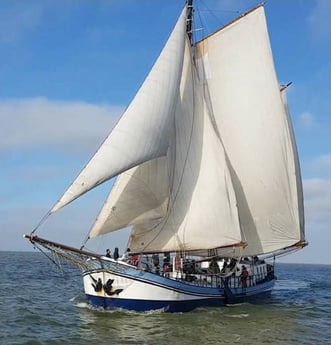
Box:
89;157;170;237
51;7;188;213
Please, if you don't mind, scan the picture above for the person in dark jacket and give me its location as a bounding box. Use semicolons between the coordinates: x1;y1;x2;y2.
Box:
113;247;119;260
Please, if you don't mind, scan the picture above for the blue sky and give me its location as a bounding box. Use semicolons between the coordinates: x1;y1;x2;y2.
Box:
1;0;330;264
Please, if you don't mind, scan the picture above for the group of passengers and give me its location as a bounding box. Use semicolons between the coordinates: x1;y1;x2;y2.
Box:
105;247;139;265
103;248;261;288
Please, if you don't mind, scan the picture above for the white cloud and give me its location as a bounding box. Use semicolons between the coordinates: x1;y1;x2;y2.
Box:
0;98;123;154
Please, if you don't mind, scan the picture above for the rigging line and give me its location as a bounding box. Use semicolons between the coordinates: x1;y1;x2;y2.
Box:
197;0;240;30
80;176;123;249
195;36;250;246
125;98;184;251
139;41;198;253
164;30;199;253
127;4;196;253
30;210;52;235
80;235;90;251
194;3;205;42
32;241;62;269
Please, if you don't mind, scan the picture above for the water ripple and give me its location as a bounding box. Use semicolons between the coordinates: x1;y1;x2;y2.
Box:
0;253;330;345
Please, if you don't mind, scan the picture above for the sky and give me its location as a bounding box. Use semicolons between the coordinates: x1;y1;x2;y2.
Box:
0;0;330;264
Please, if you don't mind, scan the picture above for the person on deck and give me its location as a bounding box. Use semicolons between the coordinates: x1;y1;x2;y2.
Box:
241;265;249;288
106;249;111;258
120;248;130;261
208;257;220;274
113;247;119;260
163;253;170;268
152;253;159;268
130;254;140;266
174;252;182;272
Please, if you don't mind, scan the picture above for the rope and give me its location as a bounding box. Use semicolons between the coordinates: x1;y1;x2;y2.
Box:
139;40;197;253
30;211;52;235
31;241;62;269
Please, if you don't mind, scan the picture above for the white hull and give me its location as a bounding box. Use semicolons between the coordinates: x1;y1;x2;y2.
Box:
82;259;275;312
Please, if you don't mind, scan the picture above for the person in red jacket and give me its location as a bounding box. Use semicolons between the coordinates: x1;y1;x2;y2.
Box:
241;265;249;288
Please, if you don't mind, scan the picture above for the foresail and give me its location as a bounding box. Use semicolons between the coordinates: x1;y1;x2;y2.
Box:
51;6;188;213
89;157;169;237
196;6;305;256
127;40;243;254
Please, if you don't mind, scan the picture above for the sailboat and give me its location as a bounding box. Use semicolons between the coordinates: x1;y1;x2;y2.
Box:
25;0;307;313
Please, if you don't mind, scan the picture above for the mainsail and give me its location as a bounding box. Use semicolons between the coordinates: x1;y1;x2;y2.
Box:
48;4;304;257
195;6;305;256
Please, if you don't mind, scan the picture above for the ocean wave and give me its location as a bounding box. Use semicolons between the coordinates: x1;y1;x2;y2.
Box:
274;279;310;291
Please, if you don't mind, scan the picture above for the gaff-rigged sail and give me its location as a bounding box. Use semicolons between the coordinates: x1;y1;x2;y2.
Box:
195;6;305;256
85;5;305;256
51;7;188;213
43;3;304;258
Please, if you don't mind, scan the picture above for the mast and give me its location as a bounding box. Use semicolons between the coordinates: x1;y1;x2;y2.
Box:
186;0;193;45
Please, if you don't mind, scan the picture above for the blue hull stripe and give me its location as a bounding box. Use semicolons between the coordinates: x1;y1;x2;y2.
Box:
86;289;272;313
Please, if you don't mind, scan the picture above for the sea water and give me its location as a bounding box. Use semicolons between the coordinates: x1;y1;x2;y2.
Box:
0;252;330;345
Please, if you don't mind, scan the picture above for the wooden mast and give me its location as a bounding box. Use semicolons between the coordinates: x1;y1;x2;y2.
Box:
186;0;193;45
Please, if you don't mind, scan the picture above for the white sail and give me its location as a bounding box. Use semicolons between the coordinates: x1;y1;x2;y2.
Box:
195;6;304;255
47;4;304;258
127;40;243;254
280;88;305;243
89;157;169;237
51;7;188;213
